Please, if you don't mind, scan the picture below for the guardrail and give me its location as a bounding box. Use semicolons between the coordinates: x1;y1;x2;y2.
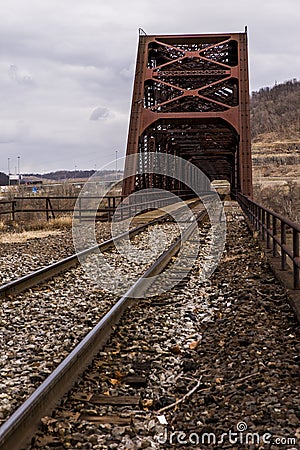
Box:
13;195;124;222
238;193;300;289
0;191;194;223
0;197;119;222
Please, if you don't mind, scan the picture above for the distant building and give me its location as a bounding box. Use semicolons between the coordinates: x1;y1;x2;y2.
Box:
9;174;20;185
21;175;43;185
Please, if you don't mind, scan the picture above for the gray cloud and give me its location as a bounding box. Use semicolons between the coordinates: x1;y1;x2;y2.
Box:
8;64;35;86
0;0;299;173
89;107;110;121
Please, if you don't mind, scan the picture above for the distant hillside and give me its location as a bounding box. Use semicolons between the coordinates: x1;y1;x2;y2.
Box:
250;79;300;222
250;78;300;141
25;170;122;181
0;172;9;185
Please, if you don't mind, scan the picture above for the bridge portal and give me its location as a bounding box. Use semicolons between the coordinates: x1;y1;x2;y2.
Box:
122;32;252;197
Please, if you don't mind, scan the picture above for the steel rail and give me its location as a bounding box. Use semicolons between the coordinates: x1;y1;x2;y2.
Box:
0;209;207;450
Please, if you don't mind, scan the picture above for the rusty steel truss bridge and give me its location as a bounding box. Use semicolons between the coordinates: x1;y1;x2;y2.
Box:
122;31;252;198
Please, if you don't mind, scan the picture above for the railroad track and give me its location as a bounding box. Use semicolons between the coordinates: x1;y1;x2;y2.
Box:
2;201;297;450
0;197;201;297
0;219;172;299
0;201;211;450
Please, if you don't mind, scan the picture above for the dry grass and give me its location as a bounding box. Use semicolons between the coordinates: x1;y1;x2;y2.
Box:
0;215;72;243
252;131;300;144
16;215;73;232
47;216;73;229
0;215;73;241
0;229;62;244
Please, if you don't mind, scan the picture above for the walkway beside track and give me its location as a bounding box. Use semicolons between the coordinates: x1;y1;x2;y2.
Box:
130;198;200;225
26;201;300;450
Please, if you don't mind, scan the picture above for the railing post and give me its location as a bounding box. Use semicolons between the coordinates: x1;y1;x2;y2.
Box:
250;201;255;226
257;206;261;233
272;216;277;256
107;197;111;222
45;197;55;220
12;201;16;221
262;209;265;241
281;222;287;270
293;229;299;289
266;212;271;249
79;197;82;223
46;198;49;221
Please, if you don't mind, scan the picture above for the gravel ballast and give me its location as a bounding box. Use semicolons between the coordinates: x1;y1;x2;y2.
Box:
0;223;112;285
0;222;180;426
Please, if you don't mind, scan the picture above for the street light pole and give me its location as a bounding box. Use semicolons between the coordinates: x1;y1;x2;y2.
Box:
115;150;118;180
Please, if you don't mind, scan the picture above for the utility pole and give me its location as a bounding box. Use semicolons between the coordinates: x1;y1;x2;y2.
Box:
17;156;21;185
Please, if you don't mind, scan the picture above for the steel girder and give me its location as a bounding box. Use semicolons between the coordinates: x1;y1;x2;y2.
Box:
122;32;252;197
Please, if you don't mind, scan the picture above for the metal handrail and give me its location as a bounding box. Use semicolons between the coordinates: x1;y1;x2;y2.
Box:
238;193;300;289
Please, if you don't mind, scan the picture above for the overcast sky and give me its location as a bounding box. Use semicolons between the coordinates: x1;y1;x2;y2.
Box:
1;0;299;174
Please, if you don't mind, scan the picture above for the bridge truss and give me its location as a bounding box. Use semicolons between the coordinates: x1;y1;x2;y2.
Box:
122;32;252;197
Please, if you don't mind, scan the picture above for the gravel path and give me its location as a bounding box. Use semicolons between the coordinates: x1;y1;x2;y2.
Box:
0;222;180;426
26;204;299;449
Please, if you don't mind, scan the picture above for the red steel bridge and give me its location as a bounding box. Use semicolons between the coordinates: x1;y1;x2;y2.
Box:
121;30;300;301
122;30;252;198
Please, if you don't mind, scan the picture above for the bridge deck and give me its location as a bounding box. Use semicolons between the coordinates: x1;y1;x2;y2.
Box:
130;198;200;225
24;201;299;448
